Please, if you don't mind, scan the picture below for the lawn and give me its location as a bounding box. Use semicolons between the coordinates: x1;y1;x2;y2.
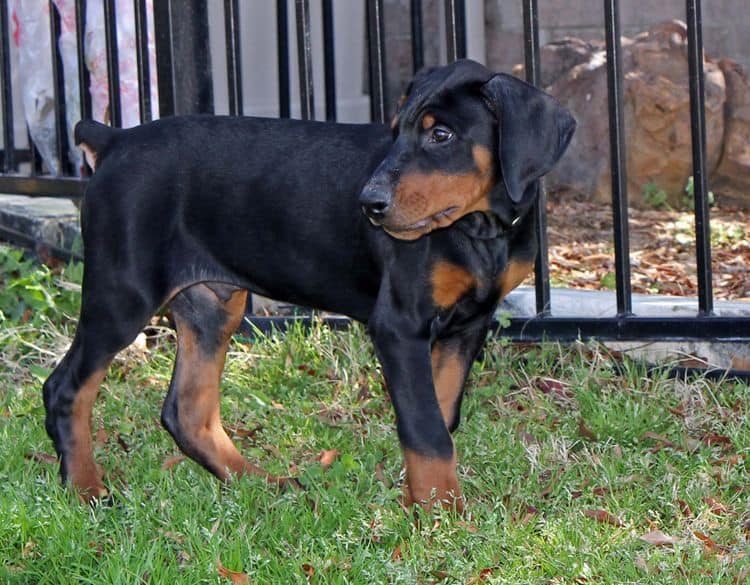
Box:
0;243;748;584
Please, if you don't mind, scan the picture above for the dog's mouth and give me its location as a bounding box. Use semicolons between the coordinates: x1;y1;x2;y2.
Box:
380;206;459;239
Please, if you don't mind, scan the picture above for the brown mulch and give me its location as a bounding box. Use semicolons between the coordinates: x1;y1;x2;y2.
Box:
540;198;750;300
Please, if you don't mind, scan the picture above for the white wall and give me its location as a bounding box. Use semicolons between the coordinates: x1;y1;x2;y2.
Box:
209;0;370;122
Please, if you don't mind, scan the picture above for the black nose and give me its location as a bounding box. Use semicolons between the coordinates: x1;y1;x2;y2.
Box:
359;186;392;222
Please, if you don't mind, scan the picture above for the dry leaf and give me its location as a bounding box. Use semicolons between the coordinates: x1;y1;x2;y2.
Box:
116;434;131;452
217;560;249;584
224;424;262;440
297;364;317;376
535;377;573;400
641;432;676;450
301;563;315;577
692;531;718;551
735;566;750;584
317;449;340;469
21;541;36;558
24;452;57;464
578;418;597;440
705;496;730;516
161;454;186;470
516;505;539;525
583;509;624;527
176;550;191;568
702;432;733;448
210;517;222;535
456;520;480;533
640;530;677;547
676;498;693;518
391;545;402;561
711;454;742;466
374;458;386;484
518;429;538;446
95;425;109;446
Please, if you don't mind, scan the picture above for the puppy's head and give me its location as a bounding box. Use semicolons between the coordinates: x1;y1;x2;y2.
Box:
360;59;575;240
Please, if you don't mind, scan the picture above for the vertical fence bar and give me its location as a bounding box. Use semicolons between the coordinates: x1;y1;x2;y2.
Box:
322;0;336;121
0;0;16;171
603;0;632;316
685;0;713;315
522;0;551;315
444;0;466;62
153;0;213;117
224;0;243;116
50;1;68;175
410;0;424;72
277;0;291;118
366;0;387;123
134;0;152;123
29;131;42;175
103;0;122;126
75;0;92;123
153;0;174;117
295;0;314;120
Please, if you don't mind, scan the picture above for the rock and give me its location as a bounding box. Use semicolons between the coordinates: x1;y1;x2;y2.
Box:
712;59;750;206
538;37;600;88
529;20;749;208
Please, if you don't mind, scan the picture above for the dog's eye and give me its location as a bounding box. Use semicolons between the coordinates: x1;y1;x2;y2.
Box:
430;126;453;144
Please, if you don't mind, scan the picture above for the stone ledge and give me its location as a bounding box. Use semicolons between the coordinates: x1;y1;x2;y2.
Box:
0;194;80;253
500;287;750;319
500;287;750;371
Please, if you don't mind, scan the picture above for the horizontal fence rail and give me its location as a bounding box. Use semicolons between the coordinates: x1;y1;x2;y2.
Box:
0;0;747;350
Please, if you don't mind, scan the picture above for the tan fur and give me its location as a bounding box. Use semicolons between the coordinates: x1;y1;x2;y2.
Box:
402;448;463;512
385;145;494;240
421;113;436;129
79;142;97;170
171;288;292;487
69;368;108;501
431;261;476;308
431;344;467;427
497;260;535;300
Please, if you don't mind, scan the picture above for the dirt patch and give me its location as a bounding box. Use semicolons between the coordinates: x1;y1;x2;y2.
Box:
540;198;749;300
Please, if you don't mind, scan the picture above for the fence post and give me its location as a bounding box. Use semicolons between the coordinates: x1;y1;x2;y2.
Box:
153;0;214;117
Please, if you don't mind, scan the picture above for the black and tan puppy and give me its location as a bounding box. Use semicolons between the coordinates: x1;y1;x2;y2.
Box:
43;59;574;510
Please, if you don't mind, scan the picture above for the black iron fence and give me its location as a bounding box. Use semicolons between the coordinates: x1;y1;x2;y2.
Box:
0;0;747;345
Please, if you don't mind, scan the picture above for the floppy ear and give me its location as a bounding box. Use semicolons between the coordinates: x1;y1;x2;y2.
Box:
480;73;576;203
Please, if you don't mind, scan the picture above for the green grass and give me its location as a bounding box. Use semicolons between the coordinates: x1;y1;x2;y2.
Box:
0;244;748;584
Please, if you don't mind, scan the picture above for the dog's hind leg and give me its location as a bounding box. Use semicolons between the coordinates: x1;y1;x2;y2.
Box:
161;283;293;487
43;277;161;502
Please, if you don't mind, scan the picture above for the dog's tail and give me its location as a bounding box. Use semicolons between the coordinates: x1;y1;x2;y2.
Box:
74;120;119;171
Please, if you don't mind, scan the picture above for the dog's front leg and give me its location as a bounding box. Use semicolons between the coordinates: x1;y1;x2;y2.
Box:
368;286;463;512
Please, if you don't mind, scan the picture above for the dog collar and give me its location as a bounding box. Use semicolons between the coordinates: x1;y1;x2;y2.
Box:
454;210;524;240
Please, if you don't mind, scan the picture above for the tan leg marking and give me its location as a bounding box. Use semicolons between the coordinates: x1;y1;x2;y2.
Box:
431;344;467;428
497;260;535;300
69;368;109;502
402;448;463;512
173;289;295;487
